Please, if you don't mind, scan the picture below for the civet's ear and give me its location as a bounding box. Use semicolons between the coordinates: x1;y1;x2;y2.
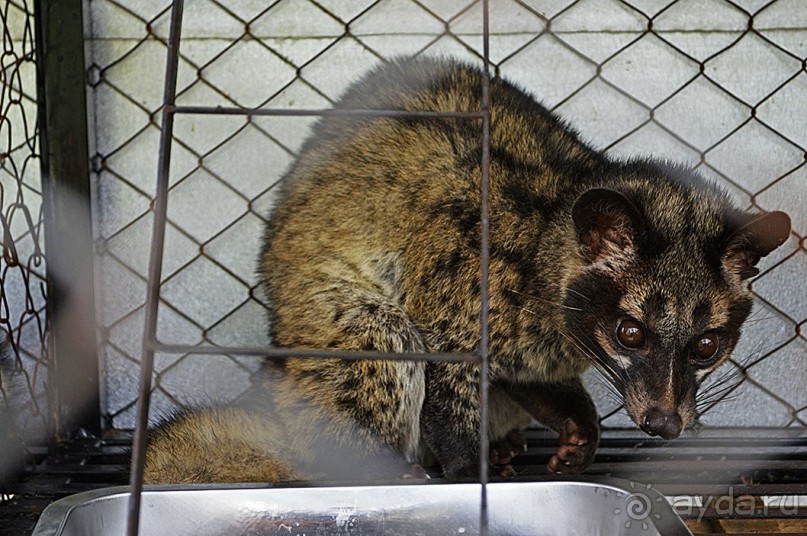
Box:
723;211;791;280
572;188;645;264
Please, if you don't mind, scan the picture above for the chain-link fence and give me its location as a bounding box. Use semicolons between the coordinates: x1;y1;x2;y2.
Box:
0;0;49;454
0;1;802;533
4;0;807;453
0;1;803;533
87;0;805;433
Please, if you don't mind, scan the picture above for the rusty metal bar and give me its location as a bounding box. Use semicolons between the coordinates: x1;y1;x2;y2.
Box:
479;0;492;534
170;105;485;119
125;0;185;534
150;343;480;363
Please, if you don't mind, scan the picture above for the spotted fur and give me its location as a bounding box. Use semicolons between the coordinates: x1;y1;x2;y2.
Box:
144;57;790;483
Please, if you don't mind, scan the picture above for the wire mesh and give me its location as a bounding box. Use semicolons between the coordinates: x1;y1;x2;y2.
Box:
88;0;805;432
0;0;49;469
0;0;801;533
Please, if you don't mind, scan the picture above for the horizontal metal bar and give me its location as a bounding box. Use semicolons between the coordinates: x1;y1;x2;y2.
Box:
30;464;126;476
150;342;481;363
584;459;807;473
679;506;807;519
524;446;807;461
169;105;485;119
8;480;124;495
655;483;807;497
594;436;807;448
526;428;807;445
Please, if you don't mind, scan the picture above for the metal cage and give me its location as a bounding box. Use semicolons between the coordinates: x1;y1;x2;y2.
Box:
1;1;806;535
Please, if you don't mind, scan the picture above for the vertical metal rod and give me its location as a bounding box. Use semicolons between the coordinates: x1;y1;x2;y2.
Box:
478;0;491;535
125;1;184;534
34;0;101;441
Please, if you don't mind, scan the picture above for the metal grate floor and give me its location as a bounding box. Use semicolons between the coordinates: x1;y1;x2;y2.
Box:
1;428;805;535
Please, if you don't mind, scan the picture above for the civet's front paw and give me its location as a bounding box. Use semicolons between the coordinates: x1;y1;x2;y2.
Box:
547;418;599;475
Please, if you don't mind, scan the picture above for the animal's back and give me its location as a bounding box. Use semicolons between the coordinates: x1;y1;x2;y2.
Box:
262;57;598;351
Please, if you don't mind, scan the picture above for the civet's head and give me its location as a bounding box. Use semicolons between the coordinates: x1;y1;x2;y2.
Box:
563;166;791;439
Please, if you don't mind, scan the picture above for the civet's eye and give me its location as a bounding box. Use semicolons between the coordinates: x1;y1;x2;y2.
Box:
693;331;720;361
616;319;645;349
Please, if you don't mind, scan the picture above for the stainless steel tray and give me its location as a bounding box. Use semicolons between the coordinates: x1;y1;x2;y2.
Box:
32;477;692;535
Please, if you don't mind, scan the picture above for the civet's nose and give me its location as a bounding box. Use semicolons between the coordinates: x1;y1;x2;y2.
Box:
641;407;683;439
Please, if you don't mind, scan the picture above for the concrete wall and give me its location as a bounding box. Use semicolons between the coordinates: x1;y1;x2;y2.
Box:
84;0;806;430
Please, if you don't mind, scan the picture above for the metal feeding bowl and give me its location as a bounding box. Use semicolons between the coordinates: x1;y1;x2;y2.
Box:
32;477;691;535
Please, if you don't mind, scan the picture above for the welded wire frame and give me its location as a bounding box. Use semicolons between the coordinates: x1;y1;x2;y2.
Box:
125;0;495;535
